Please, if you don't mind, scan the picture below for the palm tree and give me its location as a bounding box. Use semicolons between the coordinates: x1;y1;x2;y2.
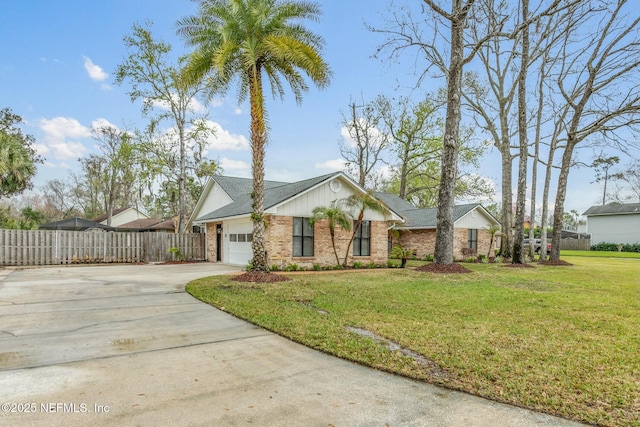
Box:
485;223;501;259
342;192;389;267
178;0;332;272
309;200;352;267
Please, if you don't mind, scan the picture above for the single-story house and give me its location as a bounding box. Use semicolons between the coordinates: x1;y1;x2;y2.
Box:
39;217;115;231
93;206;150;228
582;203;640;244
189;172;501;267
189;172;402;267
375;192;501;259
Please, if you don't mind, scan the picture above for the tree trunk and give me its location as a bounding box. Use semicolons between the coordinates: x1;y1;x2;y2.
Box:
248;67;269;272
512;0;529;265
499;146;513;257
550;140;576;261
434;1;466;265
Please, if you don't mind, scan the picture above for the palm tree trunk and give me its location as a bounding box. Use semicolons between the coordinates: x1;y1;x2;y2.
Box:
248;67;269;272
330;230;340;266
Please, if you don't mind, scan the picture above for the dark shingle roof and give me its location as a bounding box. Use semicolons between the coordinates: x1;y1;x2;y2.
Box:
39;217;115;231
92;207;131;223
197;173;338;221
213;175;288;201
115;218;176;232
582;203;640;216
374;192;481;228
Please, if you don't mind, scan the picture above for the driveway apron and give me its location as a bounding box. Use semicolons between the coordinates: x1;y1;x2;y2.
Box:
0;264;584;427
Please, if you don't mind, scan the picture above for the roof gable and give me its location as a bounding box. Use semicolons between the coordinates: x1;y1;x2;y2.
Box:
374;193;499;229
195;173;341;222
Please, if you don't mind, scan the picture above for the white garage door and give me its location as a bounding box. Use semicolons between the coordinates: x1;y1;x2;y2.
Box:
226;222;253;266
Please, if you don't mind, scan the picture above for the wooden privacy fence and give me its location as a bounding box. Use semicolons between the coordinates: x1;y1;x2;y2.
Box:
0;229;206;266
560;238;591;251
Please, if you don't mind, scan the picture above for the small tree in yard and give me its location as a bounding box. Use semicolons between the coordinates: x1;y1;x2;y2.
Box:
342;192;389;267
309;200;352;267
486;223;500;258
390;245;413;268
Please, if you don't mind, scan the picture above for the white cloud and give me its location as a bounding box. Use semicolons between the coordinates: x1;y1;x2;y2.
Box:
90;118;118;131
83;56;108;81
39;117;91;160
150;94;209;114
205;121;250;151
315;158;347;171
220;158;251;176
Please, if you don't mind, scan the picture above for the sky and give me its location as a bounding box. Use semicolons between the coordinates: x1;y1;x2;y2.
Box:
1;0;637;218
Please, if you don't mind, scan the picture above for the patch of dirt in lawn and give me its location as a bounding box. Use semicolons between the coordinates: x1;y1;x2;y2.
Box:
347;326;450;380
502;263;536;268
415;263;473;274
231;272;291;283
538;259;573;266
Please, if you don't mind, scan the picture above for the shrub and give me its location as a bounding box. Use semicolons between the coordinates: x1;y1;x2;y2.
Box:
168;246;184;261
285;263;300;271
312;263;321;271
271;264;281;271
367;262;378;269
424;254;434;262
353;261;364;269
591;242;640;252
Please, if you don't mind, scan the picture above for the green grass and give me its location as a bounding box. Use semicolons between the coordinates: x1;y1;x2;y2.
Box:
561;250;640;259
187;257;640;427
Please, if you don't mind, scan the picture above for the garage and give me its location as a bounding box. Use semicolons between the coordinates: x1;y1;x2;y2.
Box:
226;221;253;266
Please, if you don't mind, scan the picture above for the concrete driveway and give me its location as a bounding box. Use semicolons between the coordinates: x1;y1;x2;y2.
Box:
0;264;584;427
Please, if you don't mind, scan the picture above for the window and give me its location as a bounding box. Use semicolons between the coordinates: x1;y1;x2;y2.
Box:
353;221;371;256
229;234;237;242
293;217;314;257
468;229;478;250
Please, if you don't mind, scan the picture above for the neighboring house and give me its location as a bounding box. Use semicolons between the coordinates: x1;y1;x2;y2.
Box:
190;172;501;267
115;218;177;233
93;206;150;228
583;203;640;244
190;172;403;267
39;217;115;231
375;193;501;259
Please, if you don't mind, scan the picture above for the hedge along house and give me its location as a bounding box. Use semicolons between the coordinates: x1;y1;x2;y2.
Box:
374;192;501;260
188;173;404;268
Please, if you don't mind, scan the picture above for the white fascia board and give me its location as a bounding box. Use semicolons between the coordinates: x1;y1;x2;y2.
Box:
193;213;250;225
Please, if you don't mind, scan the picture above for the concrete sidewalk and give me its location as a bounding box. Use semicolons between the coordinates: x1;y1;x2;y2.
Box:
0;264;585;426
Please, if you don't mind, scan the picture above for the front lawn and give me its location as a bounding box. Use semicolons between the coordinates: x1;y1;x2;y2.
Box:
187;257;639;427
561;250;640;259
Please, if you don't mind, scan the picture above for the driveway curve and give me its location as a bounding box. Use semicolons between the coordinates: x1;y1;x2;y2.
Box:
0;264;584;427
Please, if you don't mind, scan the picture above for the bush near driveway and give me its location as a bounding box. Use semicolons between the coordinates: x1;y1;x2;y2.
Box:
187;257;639;427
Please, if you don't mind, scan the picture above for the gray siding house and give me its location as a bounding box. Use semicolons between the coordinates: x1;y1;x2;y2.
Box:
583;203;640;244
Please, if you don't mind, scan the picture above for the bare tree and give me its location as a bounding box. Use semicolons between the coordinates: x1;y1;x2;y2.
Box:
549;0;640;261
340;96;390;189
620;160;640;202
